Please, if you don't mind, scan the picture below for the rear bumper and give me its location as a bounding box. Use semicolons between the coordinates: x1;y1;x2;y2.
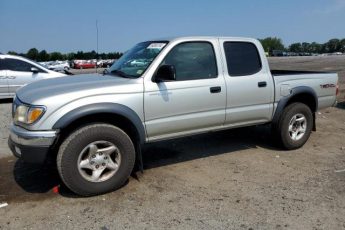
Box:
8;124;58;164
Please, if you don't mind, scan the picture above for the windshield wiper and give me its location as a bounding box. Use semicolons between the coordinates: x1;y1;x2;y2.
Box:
110;69;134;78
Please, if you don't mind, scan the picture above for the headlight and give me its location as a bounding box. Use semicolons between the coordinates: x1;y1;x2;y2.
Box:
14;105;45;125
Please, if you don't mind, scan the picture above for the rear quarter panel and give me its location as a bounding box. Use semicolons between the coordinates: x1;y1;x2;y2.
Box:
274;73;338;111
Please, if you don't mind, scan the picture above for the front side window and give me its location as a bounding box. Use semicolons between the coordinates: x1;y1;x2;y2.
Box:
109;41;168;78
2;58;37;72
160;42;218;81
223;42;262;76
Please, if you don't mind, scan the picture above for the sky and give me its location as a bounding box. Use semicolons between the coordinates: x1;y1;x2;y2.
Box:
1;0;345;53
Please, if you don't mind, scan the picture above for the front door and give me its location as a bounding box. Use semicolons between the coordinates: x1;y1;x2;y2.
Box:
144;40;226;141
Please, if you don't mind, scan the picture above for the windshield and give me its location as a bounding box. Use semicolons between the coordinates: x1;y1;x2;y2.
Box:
108;41;168;78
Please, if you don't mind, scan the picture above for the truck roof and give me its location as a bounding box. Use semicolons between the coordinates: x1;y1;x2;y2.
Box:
149;36;259;43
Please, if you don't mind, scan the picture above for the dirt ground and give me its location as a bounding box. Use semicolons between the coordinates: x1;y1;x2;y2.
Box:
0;56;344;229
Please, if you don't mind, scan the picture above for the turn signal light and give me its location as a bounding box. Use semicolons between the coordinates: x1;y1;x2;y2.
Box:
27;107;45;124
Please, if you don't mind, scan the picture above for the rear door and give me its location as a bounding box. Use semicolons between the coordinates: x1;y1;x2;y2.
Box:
0;59;9;98
144;39;226;141
219;39;274;126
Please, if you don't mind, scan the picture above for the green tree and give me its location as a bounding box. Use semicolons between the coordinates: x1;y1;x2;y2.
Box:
7;51;18;55
339;38;345;52
66;52;76;60
38;50;49;62
325;39;341;53
75;51;85;59
49;52;63;61
259;37;285;52
289;43;302;52
301;42;311;52
309;42;322;53
26;48;39;60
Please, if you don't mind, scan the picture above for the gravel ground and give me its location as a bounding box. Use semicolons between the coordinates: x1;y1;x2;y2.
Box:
0;56;344;229
0;102;11;158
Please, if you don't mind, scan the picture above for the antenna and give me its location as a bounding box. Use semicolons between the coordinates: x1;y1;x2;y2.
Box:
96;20;99;73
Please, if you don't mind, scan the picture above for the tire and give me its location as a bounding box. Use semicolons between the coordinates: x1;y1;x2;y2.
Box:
275;102;313;150
57;123;135;196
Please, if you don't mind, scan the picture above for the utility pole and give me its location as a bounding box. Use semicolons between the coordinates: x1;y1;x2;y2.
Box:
96;20;98;73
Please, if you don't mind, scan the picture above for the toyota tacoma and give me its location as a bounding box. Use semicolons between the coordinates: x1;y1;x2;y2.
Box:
8;36;339;196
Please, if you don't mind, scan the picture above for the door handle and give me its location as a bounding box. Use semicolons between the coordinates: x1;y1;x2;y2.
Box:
258;81;267;88
210;86;221;93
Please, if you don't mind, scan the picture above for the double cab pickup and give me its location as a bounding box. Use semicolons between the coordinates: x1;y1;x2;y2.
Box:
8;37;338;196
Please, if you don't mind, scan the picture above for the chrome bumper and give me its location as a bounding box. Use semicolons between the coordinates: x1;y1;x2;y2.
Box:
9;124;57;147
333;100;338;107
8;124;59;163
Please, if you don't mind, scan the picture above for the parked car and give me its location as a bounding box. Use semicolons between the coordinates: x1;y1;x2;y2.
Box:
96;59;116;68
8;37;338;196
38;61;53;68
73;61;96;69
47;61;70;72
0;54;66;99
129;59;148;67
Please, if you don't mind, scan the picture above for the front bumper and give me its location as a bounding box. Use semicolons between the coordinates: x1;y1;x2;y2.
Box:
333;100;338;107
8;124;58;164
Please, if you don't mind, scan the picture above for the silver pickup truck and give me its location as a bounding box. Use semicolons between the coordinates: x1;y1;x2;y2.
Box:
8;36;338;196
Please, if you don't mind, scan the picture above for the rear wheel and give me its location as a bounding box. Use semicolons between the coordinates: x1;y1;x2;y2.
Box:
57;124;135;196
275;103;313;150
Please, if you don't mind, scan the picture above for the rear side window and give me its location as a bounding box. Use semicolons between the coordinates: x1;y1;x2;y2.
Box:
223;42;262;76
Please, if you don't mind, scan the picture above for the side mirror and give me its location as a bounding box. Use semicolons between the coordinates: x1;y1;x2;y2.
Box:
31;67;39;73
154;65;176;82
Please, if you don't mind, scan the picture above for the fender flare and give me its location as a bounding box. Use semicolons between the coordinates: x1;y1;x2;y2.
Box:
272;86;318;124
52;103;146;144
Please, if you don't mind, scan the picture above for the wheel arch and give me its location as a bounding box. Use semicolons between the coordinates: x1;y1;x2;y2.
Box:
52;103;146;145
273;86;318;125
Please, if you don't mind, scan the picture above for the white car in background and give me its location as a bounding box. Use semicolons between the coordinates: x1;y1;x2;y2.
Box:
47;61;70;72
0;54;66;99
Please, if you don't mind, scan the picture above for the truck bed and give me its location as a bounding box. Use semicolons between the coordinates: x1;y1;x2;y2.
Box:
271;70;338;111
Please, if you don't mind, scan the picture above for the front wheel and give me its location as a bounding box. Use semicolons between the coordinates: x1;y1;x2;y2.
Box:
57;124;135;196
275;103;313;150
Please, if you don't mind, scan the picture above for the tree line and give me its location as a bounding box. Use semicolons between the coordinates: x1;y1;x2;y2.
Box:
6;37;345;61
259;37;345;54
7;48;123;62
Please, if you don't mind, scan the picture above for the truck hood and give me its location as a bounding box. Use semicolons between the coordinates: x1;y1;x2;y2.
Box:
16;74;143;104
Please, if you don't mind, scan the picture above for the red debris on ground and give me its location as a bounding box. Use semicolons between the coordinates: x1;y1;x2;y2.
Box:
52;186;59;194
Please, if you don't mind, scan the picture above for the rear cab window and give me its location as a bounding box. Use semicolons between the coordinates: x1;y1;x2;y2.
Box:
223;42;262;77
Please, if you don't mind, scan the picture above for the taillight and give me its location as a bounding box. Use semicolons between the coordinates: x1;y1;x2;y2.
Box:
336;83;339;96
